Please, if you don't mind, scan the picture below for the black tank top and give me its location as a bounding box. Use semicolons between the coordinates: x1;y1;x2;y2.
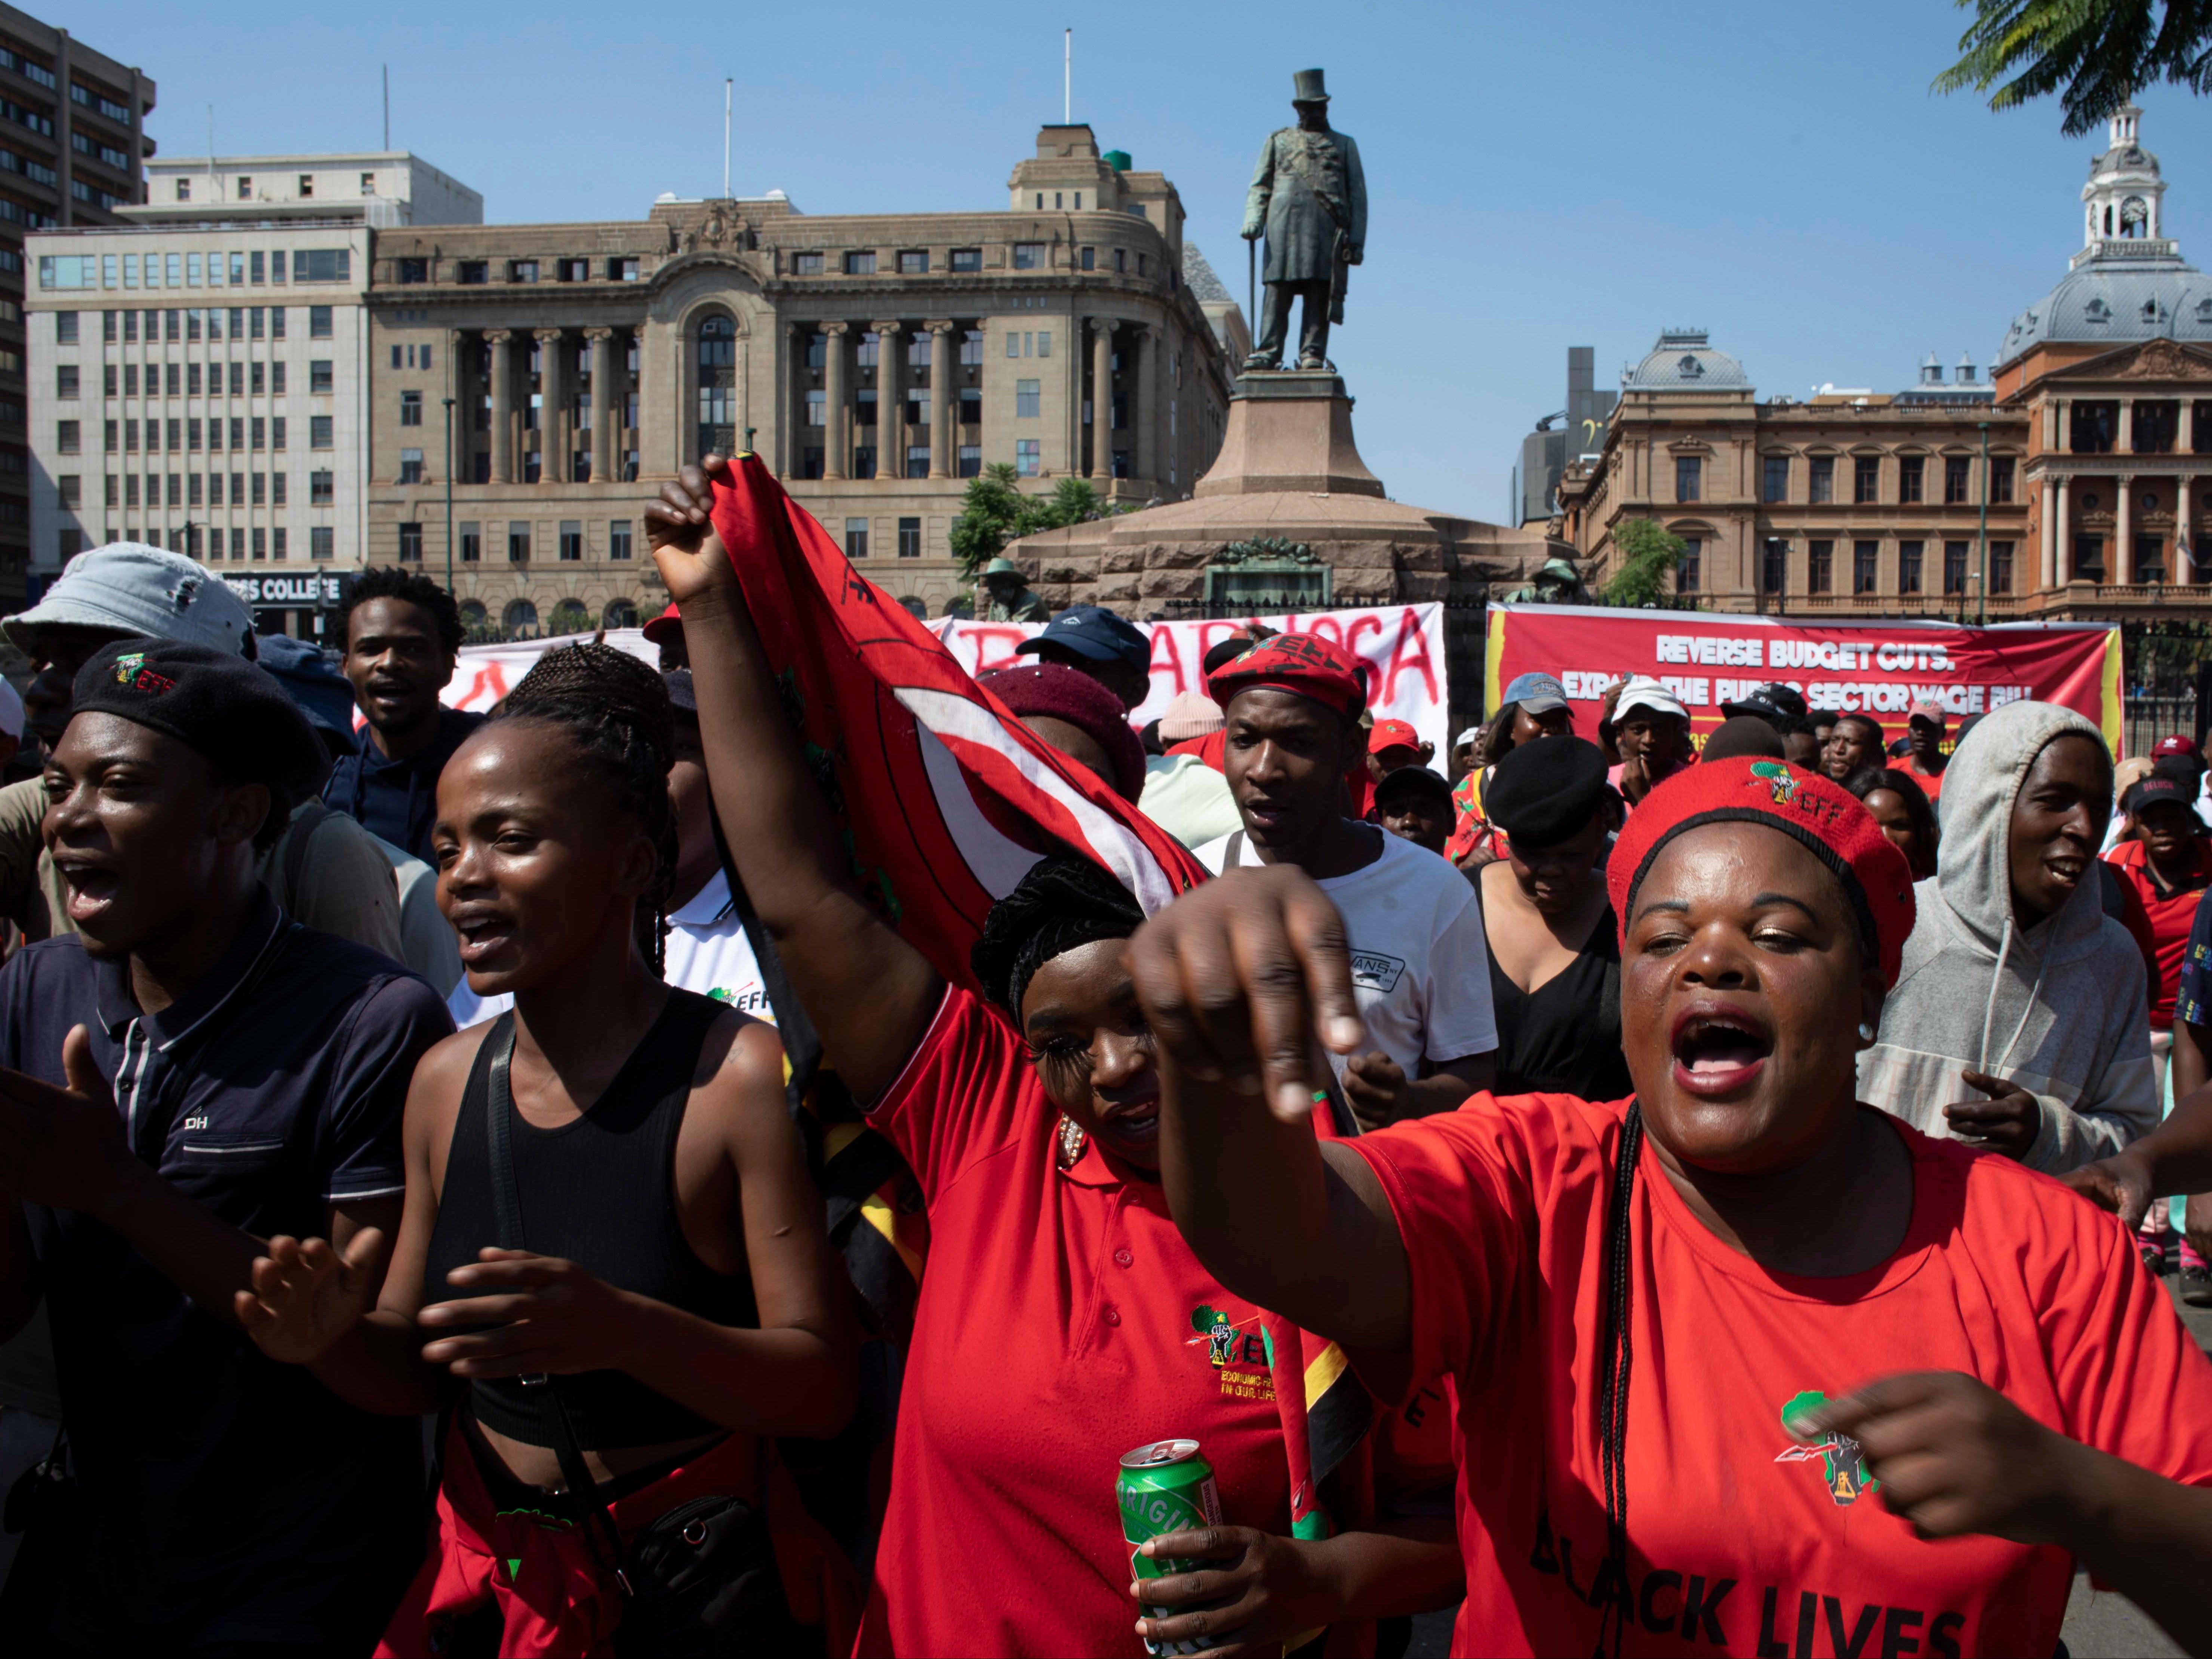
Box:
424;989;760;1449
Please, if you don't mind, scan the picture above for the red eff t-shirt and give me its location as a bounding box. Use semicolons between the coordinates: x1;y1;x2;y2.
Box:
1350;1092;2212;1659
2102;837;2212;1026
856;987;1298;1658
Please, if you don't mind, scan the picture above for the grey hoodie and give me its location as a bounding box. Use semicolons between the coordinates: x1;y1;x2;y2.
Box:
1856;699;2155;1172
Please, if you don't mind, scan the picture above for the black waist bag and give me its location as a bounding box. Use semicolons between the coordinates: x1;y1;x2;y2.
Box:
483;1019;803;1659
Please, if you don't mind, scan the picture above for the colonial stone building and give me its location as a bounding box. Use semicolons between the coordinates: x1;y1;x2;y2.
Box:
361;123;1242;635
1562;104;2212;622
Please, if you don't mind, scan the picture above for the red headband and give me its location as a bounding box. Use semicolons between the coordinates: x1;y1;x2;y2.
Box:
1206;632;1367;720
1608;757;1916;986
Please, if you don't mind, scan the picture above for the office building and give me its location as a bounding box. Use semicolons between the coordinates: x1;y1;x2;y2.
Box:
1515;346;1614;527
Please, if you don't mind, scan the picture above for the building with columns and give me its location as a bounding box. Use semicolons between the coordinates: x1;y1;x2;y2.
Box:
363;122;1238;635
1563;104;2212;622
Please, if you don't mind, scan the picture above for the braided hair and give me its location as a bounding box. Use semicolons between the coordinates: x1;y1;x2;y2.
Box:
496;642;679;975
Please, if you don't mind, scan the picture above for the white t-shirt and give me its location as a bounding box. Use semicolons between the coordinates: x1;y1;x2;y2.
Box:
1192;825;1497;1081
446;867;775;1029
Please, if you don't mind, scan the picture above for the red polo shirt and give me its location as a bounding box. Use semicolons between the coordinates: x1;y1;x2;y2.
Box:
2102;836;2212;1027
1348;1091;2212;1659
855;986;1302;1657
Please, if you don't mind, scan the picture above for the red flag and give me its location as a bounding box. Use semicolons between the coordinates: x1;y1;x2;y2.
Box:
706;455;1207;1001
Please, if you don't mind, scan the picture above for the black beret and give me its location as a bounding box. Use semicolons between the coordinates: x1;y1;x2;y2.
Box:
1483;736;1610;846
72;638;328;805
1373;765;1453;810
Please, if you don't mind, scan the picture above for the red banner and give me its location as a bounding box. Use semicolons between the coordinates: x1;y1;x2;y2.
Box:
1486;604;2125;755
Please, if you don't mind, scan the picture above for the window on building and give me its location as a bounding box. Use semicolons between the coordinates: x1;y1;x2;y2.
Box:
1079;246;1095;271
1114;248;1127;274
57;419;77;454
557;258;589;282
508;522;531;563
855;388;877;426
898;517;921;558
400;389;422;428
310;469;333;504
249;527;263;561
1015;438;1041;477
2133;400;2179;453
459;520;481;563
310;415;333;449
1808;539;1833;594
2070;401;2118;453
56;473;77;508
844;517;869;559
271;472;286;504
1012;243;1043;270
309;307;332;340
1016;378;1040;418
610;257;641;281
907;445;929;478
310;526;334;561
1853;540;1879;594
960;329;983;367
960;388;982;426
271;416;286;449
399;447;423;484
457;261;487;286
398;521;422;562
1990;456;2015;503
560;520;582;561
270;308;284;339
523;452;542;484
1806;455;1834;504
2196;403;2212;455
1675;537;1700;594
271;527;287;560
123;363;137;398
55;364;76;400
397;258;428;284
1674;456;1700;502
1762;455;1788;504
958;443;982;477
1762;538;1787;595
250;417;265;450
897;250;927;274
853;446;877;480
1898;456;1925;504
250;472;265;506
843;250;876;276
1944;540;1970;595
291;249;349;283
792;252;824;276
1853;455;1880;504
1898;539;1924;593
508;260;538;284
951;248;981;273
308;358;335;396
804;388;825;428
2074;532;2106;579
799;447;824;479
1944;456;1970;504
1990;540;2014;594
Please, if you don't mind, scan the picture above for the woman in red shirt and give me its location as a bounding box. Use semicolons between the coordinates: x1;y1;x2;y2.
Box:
647;467;1461;1656
1138;758;2212;1658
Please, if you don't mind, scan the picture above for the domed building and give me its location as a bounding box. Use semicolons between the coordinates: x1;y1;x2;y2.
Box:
1563;103;2212;623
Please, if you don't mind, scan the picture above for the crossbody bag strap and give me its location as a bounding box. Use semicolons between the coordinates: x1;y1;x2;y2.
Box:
482;1017;632;1591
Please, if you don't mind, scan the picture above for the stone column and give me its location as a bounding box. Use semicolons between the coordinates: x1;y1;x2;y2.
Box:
1135;324;1160;485
822;322;849;480
876;321;903;481
2040;476;2057;589
2182;476;2197;581
535;329;566;484
587;327;617;484
2118;475;2134;582
487;329;515;484
2056;476;2072;581
927;320;954;478
2121;397;2137;455
1090;320;1114;481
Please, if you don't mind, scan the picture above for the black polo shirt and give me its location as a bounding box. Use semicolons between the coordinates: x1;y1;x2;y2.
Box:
0;889;451;1652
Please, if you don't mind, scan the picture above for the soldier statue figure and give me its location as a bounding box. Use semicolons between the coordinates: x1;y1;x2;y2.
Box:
1240;68;1367;372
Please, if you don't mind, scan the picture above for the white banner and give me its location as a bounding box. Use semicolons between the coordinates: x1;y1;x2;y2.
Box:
439;628;658;713
930;604;1451;757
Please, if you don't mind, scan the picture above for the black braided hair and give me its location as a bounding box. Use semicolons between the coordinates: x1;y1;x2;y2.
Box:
496;642;678;975
971;853;1144;1020
1594;1102;1644;1659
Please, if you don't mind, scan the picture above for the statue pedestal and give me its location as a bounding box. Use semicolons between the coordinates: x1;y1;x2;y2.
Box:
1193;371;1386;499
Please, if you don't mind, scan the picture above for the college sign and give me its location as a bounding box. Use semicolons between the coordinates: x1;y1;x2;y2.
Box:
218;574;347;608
1486;603;2123;755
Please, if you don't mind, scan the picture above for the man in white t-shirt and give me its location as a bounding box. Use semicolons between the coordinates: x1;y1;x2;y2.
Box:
1193;634;1495;1125
447;670;775;1028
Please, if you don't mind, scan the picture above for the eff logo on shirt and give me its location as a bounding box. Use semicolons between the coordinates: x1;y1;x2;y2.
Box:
1348;951;1406;994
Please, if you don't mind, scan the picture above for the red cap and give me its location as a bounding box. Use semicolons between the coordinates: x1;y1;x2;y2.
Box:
1608;757;1916;987
2154;735;2202;761
641;602;683;644
1368;718;1420;754
1908;699;1948;729
1207;632;1367;720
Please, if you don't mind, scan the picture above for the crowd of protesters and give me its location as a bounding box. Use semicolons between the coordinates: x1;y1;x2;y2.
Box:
0;458;2205;1658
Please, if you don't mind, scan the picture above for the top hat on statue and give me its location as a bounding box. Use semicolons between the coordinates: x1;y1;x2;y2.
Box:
1291;68;1329;103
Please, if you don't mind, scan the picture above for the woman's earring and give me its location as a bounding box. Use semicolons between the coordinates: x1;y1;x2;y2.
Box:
1056;1114;1088;1169
1858;1021;1877;1042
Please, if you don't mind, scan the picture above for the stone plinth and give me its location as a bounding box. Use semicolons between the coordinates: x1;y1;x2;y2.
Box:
1195;371;1384;499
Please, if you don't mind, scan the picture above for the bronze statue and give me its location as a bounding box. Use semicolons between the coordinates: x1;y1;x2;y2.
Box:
1240;69;1367;372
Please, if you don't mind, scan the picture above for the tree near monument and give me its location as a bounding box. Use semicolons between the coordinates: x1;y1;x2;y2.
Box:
949;465;1117;574
1933;0;2212;135
1603;518;1689;609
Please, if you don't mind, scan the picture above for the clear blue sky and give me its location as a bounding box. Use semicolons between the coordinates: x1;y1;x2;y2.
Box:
64;0;2200;524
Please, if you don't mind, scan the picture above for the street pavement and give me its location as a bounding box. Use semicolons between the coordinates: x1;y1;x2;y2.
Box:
1402;1276;2212;1659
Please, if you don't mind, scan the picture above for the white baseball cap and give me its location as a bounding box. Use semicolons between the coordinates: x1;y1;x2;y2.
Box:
4;543;253;656
1455;726;1481;747
1613;675;1688;723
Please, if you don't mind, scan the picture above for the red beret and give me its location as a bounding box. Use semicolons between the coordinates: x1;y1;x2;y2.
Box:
1607;757;1916;986
978;662;1147;803
1207;632;1366;720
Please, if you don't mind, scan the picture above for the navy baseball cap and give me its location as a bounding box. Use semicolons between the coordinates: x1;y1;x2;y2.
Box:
1015;605;1149;672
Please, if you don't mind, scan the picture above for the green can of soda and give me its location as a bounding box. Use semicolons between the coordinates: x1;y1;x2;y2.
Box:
1119;1438;1222;1659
